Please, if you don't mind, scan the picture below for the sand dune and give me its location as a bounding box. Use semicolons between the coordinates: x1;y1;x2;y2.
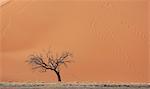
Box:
0;0;149;83
0;0;10;6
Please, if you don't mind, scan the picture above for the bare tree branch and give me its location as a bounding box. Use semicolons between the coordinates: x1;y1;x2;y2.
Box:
26;50;73;82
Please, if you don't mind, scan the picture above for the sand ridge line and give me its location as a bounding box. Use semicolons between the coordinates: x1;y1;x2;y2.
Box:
0;0;10;7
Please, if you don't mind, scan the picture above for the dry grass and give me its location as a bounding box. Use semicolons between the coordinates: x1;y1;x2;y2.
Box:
0;82;149;89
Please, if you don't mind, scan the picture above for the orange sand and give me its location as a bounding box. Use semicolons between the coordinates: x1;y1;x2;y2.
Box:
0;0;149;83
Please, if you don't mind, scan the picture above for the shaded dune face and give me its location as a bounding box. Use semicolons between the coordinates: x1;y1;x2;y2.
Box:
0;0;149;82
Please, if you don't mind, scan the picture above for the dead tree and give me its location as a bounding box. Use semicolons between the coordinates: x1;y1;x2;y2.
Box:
26;50;73;82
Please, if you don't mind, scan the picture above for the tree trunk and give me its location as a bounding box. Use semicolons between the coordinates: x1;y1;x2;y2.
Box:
54;70;61;82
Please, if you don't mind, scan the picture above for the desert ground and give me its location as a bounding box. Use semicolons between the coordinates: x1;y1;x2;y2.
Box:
0;82;149;89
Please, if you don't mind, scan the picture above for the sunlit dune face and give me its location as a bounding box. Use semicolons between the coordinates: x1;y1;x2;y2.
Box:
0;0;149;82
0;0;10;7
